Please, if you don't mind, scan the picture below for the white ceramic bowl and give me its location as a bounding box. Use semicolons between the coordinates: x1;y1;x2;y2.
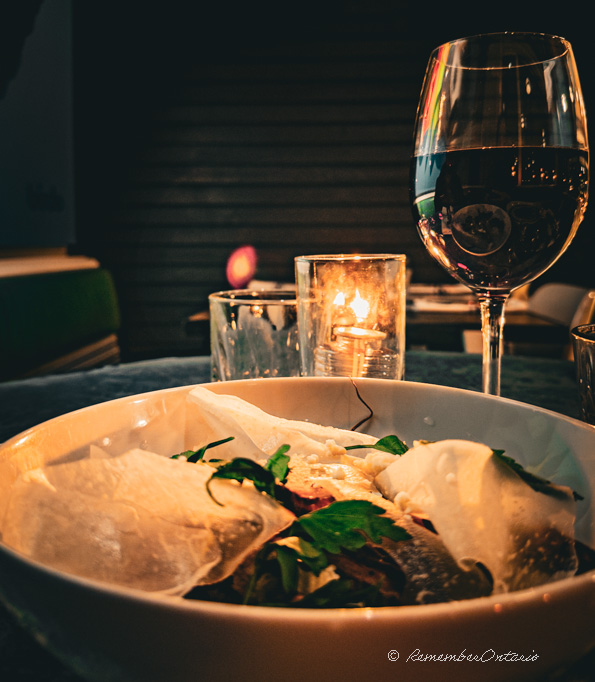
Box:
0;378;594;682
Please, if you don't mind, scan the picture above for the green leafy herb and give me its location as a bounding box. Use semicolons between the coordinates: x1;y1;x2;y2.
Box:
265;445;290;483
492;450;584;501
292;499;411;554
241;544;278;605
243;500;410;607
294;578;382;608
206;445;291;505
274;544;301;595
171;450;196;460
172;436;235;463
345;435;408;456
207;458;276;503
292;537;332;575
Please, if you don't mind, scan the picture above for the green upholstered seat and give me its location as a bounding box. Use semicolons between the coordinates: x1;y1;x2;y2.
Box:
0;268;120;381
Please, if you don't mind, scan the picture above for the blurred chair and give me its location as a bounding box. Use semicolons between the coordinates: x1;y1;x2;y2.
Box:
526;283;589;326
520;283;595;360
462;283;595;358
0;267;121;381
570;290;595;329
526;283;595;360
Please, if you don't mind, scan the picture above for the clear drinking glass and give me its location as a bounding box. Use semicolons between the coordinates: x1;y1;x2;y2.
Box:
571;323;595;424
209;289;300;381
410;33;589;395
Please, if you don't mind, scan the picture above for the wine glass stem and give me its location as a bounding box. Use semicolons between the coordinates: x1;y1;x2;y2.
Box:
478;295;508;396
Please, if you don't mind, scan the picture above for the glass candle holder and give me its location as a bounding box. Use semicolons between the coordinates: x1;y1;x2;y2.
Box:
295;254;406;379
571;323;595;424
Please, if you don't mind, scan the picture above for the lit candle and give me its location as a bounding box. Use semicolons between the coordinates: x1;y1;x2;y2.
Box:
333;325;387;376
295;254;406;380
323;287;387;376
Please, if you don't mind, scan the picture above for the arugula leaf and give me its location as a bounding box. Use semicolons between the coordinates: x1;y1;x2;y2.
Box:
171;450;196;460
243;544;380;608
172;436;235;463
206;445;291;505
207;457;277;503
241;544;275;605
241;538;327;606
293;537;331;575
492;450;584;501
292;499;411;555
265;445;290;483
274;544;300;595
345;435;408;456
240;497;410;606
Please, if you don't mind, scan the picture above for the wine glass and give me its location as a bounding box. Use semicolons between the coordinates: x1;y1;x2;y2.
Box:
410;33;589;395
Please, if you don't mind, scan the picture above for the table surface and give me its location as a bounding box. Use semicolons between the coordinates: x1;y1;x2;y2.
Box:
187;306;571;355
0;351;590;681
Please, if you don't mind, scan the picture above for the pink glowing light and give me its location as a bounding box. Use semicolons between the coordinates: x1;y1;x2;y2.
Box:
226;245;257;288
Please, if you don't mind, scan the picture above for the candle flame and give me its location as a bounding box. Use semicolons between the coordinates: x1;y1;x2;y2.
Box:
350;289;370;322
333;292;346;306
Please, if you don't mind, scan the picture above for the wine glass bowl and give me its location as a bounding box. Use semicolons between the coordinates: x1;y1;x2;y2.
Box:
410;33;589;394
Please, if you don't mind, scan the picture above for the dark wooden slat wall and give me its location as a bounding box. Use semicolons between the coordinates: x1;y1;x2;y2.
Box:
72;2;594;361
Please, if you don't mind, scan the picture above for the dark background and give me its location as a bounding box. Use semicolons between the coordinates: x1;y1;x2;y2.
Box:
4;0;595;361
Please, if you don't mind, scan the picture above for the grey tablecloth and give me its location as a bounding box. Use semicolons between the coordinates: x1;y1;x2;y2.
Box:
0;351;580;444
0;351;588;681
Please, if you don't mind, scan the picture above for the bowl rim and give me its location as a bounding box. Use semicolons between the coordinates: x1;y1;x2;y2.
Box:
3;375;594;449
1;376;594;622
